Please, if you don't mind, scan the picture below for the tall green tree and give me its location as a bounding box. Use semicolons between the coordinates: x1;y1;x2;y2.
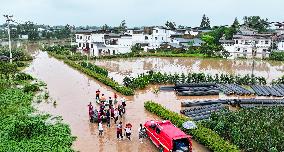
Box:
165;21;176;30
120;20;127;31
232;17;240;29
200;14;211;30
243;16;269;32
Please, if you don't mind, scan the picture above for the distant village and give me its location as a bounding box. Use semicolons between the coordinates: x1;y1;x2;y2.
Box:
1;15;284;59
75;22;284;59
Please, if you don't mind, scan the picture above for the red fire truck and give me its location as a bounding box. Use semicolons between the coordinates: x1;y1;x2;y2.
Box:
144;120;192;152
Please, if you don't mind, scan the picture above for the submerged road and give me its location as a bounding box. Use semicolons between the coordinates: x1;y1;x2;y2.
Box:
25;51;209;152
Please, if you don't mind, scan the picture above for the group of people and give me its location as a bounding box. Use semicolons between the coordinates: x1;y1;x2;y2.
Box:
99;121;146;143
88;89;126;124
88;89;147;143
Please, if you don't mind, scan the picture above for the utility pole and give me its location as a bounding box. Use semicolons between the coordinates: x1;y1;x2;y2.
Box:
3;15;13;63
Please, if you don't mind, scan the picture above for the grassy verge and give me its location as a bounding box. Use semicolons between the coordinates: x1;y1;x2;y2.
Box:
48;52;134;96
144;101;239;152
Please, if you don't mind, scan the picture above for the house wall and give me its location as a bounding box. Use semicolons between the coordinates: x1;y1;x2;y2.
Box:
277;41;284;51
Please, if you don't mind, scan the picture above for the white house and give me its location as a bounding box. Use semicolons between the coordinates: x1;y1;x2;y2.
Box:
75;26;178;56
221;26;272;59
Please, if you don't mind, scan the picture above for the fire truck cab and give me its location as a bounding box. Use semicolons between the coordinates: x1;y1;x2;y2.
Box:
144;120;192;152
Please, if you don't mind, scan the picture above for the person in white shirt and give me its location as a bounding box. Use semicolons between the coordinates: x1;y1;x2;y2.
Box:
98;122;103;136
114;108;119;124
125;126;132;140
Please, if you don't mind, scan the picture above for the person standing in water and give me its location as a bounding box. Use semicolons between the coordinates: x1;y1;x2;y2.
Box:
116;122;123;140
88;102;93;120
121;97;126;114
138;123;146;143
96;89;100;100
125;123;132;140
114;93;118;103
114;108;119;124
106;109;111;128
98;122;103;136
108;97;113;107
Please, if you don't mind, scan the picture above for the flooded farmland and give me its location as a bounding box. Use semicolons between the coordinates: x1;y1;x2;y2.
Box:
94;57;284;84
25;52;209;152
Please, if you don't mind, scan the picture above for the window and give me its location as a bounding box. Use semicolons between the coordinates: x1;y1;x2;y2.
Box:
113;50;116;55
91;44;93;48
265;40;269;44
162;37;164;40
145;36;148;40
76;35;79;39
83;43;85;47
88;36;90;40
80;36;82;39
236;40;238;44
156;30;158;33
156;127;161;134
79;43;81;47
155;37;158;40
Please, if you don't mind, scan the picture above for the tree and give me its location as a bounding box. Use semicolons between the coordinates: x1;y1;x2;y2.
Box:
200;34;229;58
120;20;127;31
131;43;143;54
232;17;240;29
18;21;40;40
165;21;176;30
200;35;216;57
220;46;231;58
200;14;211;30
243;16;269;32
102;24;109;31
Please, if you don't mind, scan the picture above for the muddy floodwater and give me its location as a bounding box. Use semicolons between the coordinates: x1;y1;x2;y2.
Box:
25;52;209;152
94;57;284;84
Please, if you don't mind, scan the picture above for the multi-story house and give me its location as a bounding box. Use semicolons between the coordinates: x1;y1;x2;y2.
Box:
221;26;273;59
75;27;178;56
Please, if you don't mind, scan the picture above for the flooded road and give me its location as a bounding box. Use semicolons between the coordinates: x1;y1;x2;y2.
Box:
25;52;209;152
95;57;284;84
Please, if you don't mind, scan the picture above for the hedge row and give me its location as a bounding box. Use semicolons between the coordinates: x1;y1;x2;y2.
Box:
80;61;108;77
144;101;239;152
123;71;267;90
48;52;134;96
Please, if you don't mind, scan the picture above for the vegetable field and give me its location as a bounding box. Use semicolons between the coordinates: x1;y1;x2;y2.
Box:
203;107;284;152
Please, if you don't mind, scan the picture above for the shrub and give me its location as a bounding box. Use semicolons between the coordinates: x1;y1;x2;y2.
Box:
80;61;108;77
23;84;40;93
15;73;34;81
144;101;239;152
203;107;284;152
269;51;284;61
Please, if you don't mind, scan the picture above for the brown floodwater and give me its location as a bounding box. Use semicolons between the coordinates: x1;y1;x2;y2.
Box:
25;52;210;152
94;57;284;84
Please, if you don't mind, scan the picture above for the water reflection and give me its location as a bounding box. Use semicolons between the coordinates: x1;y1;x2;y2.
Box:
95;57;284;84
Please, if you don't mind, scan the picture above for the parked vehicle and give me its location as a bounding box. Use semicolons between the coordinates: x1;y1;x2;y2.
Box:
144;120;192;152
